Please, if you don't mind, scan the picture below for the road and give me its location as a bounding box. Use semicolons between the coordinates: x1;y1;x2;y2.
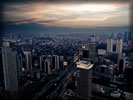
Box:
33;60;78;100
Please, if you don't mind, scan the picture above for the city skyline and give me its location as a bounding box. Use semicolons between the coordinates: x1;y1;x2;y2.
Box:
0;1;133;100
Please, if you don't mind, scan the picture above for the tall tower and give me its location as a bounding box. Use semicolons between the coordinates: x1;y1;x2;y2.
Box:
89;43;96;61
77;60;93;100
44;59;51;75
2;42;19;92
51;55;60;70
90;35;96;43
23;51;32;71
40;55;47;72
107;37;113;53
124;32;128;43
116;38;123;54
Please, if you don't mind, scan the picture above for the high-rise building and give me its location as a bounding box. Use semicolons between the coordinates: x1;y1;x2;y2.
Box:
23;51;32;71
119;58;125;74
76;60;93;100
124;32;128;43
90;35;96;43
2;42;19;92
82;49;89;58
107;37;113;53
44;59;51;75
116;38;123;54
17;54;23;78
40;55;47;72
89;43;96;60
50;55;60;70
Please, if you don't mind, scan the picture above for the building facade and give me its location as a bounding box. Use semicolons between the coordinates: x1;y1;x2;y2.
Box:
2;42;19;92
107;37;113;53
77;60;93;100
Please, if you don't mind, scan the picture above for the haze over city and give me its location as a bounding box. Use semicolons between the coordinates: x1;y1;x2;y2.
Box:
2;2;130;36
0;1;133;100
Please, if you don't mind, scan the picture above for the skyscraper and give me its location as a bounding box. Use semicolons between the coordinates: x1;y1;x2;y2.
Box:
23;51;32;71
107;37;113;53
40;55;47;73
89;43;96;61
77;60;93;100
2;42;19;92
82;49;89;58
124;32;128;43
44;59;51;75
17;54;23;78
116;38;123;54
90;35;96;43
119;58;125;74
51;55;60;70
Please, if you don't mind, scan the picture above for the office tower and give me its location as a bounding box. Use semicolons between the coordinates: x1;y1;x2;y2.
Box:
124;32;128;43
90;35;96;43
81;45;89;58
17;54;23;78
107;37;113;53
119;58;125;74
23;51;32;71
44;59;51;75
89;43;96;60
82;49;89;58
124;68;133;92
40;55;47;72
77;60;93;100
59;56;64;68
2;42;19;92
51;55;60;70
116;38;123;54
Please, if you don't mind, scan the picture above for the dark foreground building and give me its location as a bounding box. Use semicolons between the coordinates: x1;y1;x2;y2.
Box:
77;60;93;100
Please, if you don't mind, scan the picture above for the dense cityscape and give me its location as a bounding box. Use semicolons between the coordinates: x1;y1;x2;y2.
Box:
0;31;133;100
1;1;133;100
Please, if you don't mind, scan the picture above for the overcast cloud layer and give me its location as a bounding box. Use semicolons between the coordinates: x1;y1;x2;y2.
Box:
3;2;130;28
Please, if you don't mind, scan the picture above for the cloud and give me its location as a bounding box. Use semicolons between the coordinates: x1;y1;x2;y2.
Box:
3;2;130;28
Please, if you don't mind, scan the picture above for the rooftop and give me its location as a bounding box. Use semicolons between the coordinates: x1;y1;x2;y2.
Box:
77;60;93;70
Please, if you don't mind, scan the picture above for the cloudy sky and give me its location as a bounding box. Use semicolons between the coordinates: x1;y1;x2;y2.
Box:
3;2;130;28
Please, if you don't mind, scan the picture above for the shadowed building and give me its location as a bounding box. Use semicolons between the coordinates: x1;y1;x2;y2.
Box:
107;37;113;53
76;60;93;100
23;51;32;72
2;42;19;92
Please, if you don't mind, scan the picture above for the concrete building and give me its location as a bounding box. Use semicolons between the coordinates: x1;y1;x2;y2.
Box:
40;55;47;72
119;58;125;74
2;42;19;92
44;59;51;75
76;60;93;100
90;35;96;43
23;51;32;71
51;55;60;70
116;38;123;54
89;43;96;60
107;37;113;53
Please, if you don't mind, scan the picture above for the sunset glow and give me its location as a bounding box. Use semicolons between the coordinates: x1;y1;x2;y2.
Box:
3;2;130;28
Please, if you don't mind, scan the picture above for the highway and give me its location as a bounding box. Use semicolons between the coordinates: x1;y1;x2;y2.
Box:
33;57;79;100
47;66;76;100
